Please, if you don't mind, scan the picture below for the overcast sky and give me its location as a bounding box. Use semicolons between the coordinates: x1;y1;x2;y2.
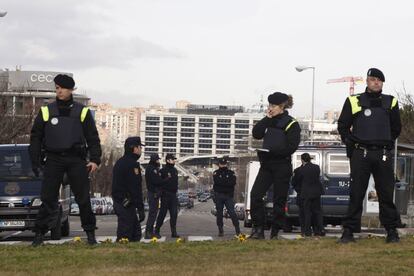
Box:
1;0;413;117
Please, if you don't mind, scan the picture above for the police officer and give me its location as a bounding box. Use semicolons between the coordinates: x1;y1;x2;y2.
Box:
144;153;167;239
291;153;324;237
112;137;146;242
154;154;180;238
213;158;241;237
250;92;301;239
29;74;101;246
337;68;401;243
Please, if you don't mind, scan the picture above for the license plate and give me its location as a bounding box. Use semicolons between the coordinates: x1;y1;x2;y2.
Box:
0;220;25;227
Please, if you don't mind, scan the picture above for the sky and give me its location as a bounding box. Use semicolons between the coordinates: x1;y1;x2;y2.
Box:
1;0;413;118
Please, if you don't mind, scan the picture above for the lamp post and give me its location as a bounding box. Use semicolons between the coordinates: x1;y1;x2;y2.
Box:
295;66;315;144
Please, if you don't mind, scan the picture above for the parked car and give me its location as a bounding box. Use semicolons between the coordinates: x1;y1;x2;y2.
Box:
0;144;70;240
178;195;194;209
234;203;245;220
198;195;208;202
70;203;80;215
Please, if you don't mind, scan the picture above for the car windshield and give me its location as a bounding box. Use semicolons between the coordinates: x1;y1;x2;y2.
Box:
0;148;33;179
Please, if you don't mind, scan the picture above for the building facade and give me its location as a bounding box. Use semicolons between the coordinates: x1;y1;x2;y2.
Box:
140;105;263;159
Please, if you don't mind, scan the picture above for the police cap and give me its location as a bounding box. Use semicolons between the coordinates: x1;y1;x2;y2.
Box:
150;153;160;162
367;68;385;82
301;153;313;162
165;153;177;161
124;136;145;147
54;74;75;89
218;158;228;165
268;92;289;105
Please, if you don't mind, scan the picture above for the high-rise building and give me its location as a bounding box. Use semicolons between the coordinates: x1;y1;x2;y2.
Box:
140;104;263;159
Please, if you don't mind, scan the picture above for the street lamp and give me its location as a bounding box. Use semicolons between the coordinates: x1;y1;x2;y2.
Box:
0;11;7;17
295;66;315;144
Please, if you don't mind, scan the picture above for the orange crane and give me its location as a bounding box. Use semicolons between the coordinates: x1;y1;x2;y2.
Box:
327;76;364;95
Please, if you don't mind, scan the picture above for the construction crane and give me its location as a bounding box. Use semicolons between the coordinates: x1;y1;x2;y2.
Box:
327;76;364;95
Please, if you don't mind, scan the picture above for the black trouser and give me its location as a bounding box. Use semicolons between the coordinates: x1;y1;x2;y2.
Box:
250;161;292;230
113;201;141;241
215;192;240;232
301;197;324;236
343;148;399;232
145;191;160;233
155;191;178;232
35;153;95;233
296;196;305;234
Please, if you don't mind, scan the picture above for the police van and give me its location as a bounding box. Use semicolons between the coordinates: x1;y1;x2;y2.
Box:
0;144;70;239
244;145;350;229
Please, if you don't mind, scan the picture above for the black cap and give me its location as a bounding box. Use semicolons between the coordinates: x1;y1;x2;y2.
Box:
218;158;228;165
150;153;160;162
268;92;289;105
124;136;145;147
367;68;385;82
301;153;313;162
54;74;75;89
165;153;177;161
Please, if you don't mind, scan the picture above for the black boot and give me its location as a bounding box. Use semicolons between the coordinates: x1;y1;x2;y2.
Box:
171;227;180;238
235;225;241;236
249;226;265;240
32;231;44;247
270;228;279;240
144;230;153;240
218;227;224;237
153;228;161;239
338;228;355;244
386;228;400;243
86;230;97;245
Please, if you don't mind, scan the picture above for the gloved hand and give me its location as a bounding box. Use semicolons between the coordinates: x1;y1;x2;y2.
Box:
32;166;40;177
138;208;146;222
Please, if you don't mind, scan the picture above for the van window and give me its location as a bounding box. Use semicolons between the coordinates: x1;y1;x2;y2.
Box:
0;149;32;178
326;153;349;175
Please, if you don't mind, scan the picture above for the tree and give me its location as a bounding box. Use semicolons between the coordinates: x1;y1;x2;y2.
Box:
0;93;36;144
397;83;414;144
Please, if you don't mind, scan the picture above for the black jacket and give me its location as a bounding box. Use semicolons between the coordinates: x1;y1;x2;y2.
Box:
337;90;401;148
252;111;301;162
112;152;144;211
29;96;102;166
213;167;236;195
291;162;324;199
160;163;178;193
145;161;166;193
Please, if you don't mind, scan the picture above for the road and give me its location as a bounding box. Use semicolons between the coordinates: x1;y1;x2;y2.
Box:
0;199;381;245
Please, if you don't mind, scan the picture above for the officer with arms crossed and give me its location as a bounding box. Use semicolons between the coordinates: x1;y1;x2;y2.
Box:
249;92;301;239
29;74;102;246
112;137;146;242
144;153;168;239
213;158;241;237
337;68;401;243
154;154;180;239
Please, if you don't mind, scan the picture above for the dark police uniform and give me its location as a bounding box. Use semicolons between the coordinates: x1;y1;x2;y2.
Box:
144;154;166;239
29;75;101;245
291;158;324;237
112;137;145;242
250;93;301;239
213;160;241;236
154;154;179;238
337;68;401;243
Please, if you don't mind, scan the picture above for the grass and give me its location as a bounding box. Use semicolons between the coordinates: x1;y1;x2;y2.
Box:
1;237;414;275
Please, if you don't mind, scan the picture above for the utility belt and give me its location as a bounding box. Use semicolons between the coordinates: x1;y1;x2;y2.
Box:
354;143;391;151
45;144;87;158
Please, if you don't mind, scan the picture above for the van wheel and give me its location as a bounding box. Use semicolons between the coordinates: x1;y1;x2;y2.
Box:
50;210;62;240
61;218;70;237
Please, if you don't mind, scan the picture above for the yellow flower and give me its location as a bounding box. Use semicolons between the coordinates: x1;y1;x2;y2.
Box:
176;238;183;244
151;237;158;243
101;238;113;244
118;238;129;244
73;236;82;243
237;233;247;242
